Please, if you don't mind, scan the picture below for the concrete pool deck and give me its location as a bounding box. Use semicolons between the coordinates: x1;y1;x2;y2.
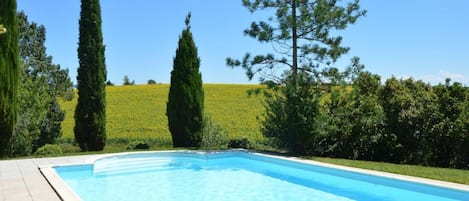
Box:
0;154;102;201
2;151;469;201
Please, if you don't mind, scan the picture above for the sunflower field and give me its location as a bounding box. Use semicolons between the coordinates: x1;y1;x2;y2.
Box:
59;84;265;145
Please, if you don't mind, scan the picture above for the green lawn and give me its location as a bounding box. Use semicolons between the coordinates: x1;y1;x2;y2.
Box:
310;157;469;185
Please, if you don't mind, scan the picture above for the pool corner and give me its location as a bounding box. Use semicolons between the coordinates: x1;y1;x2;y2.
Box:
40;165;83;201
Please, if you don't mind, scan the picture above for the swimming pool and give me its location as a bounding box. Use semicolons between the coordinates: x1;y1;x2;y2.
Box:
44;151;469;201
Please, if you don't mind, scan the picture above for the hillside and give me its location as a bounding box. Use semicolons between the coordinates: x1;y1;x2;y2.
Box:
59;84;265;145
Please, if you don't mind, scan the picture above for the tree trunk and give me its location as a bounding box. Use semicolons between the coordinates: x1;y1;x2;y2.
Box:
291;0;298;78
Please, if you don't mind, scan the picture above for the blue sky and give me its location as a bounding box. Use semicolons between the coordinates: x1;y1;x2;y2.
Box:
17;0;469;85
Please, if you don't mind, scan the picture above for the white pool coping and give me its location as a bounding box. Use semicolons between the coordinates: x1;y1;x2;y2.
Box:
39;150;469;201
258;152;469;193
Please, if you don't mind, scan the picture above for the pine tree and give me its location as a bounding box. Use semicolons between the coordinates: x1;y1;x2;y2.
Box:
167;13;204;147
227;0;366;154
75;0;107;151
227;0;366;83
0;0;19;157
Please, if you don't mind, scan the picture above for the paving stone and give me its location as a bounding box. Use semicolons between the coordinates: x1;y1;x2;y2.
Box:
31;159;51;167
47;158;71;165
65;158;87;164
23;177;50;195
4;192;32;201
3;180;31;201
30;192;61;201
0;175;4;201
0;164;21;180
18;162;40;178
2;179;26;191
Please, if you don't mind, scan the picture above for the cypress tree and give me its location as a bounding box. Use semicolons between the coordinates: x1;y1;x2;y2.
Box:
0;0;19;157
167;13;204;147
75;0;106;151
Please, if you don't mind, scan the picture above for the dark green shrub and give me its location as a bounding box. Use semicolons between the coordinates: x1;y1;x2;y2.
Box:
35;144;63;156
59;143;81;153
147;79;157;85
36;99;65;151
228;138;251;149
125;141;150;150
262;73;320;154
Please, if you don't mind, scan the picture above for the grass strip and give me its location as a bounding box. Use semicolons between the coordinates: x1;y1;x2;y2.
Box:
310;157;469;185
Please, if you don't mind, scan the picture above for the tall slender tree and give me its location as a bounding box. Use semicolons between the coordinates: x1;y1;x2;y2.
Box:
167;13;204;147
0;0;19;157
75;0;107;151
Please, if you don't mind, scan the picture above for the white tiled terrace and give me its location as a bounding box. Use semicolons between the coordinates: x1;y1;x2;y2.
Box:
0;155;97;201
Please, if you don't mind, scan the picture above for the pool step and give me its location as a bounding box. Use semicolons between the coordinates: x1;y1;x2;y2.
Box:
93;156;204;176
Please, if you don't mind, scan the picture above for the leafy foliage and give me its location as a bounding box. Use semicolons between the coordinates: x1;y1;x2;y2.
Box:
0;0;19;157
228;138;251;149
38;99;66;148
125;140;150;150
316;70;386;160
59;143;81;153
75;0;107;151
262;73;321;154
35;144;63;156
200;115;228;149
167;13;204;147
13;62;45;156
379;78;437;164
316;75;469;169
430;79;469;168
13;12;73;156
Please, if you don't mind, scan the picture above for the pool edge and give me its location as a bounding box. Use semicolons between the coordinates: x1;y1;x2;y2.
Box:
39;164;84;201
251;151;469;193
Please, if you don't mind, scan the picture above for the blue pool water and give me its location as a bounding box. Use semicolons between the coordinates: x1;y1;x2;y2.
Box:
54;151;469;201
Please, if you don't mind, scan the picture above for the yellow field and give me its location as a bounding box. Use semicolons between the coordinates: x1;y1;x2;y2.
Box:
59;84;265;144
